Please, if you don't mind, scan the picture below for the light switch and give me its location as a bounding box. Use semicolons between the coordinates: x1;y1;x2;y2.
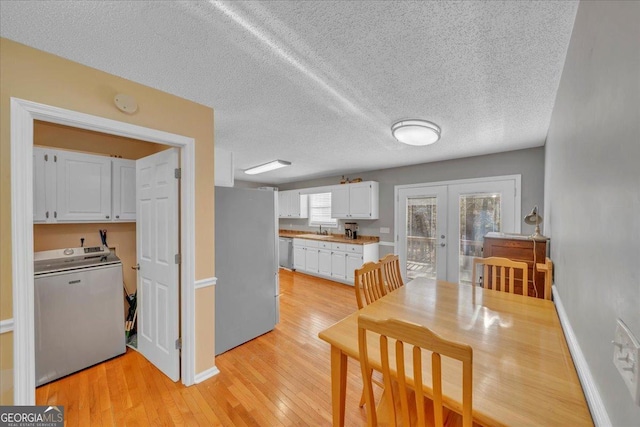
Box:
613;318;640;405
380;227;390;234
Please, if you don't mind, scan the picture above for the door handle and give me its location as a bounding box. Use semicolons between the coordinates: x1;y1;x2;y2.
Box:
131;264;140;270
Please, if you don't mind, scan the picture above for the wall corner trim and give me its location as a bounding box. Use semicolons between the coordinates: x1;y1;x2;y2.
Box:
195;277;217;290
194;366;220;384
553;285;612;426
0;319;14;335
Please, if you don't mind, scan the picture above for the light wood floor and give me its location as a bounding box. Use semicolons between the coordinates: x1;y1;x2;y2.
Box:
36;269;376;426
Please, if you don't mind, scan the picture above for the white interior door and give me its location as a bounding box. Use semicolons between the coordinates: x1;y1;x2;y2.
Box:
397;176;520;284
136;148;180;381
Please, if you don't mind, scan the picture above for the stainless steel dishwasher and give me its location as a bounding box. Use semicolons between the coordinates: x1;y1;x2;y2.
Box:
278;237;294;270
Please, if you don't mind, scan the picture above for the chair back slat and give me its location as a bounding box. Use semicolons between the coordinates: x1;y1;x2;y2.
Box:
358;315;473;427
355;261;386;309
380;254;404;292
473;257;529;297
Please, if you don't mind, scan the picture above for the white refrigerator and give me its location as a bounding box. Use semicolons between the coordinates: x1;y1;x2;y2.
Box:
214;186;279;355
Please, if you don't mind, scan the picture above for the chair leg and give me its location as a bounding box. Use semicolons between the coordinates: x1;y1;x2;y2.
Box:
359;368;374;407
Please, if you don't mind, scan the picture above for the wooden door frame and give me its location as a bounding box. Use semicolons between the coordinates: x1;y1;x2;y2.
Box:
10;97;197;404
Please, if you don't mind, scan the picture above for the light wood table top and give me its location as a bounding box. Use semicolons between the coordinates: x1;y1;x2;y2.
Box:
318;278;593;426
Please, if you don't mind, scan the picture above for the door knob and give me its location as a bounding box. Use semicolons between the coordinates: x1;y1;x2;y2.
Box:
131;264;140;270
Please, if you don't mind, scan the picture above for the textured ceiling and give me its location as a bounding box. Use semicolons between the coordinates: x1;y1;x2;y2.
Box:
0;1;578;184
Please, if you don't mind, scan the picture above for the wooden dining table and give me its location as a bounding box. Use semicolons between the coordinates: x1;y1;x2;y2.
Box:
318;278;593;426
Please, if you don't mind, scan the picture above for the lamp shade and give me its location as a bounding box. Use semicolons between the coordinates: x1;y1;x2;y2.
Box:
391;119;441;146
524;205;546;240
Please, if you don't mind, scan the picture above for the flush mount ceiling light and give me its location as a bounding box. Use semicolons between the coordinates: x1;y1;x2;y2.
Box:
244;159;291;175
391;119;441;146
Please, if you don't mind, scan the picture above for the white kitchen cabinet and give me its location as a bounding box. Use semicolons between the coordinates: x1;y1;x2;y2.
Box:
112;159;136;221
346;253;364;282
331;251;347;280
56;150;112;222
330;185;350;218
33;147;56;222
291;236;379;285
214;147;234;187
304;242;319;273
33;147;136;223
318;249;332;276
330;181;379;219
293;244;306;270
278;190;308;218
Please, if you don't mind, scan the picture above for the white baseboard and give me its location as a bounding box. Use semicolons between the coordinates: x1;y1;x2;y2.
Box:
553;285;612;426
0;318;14;334
194;366;220;384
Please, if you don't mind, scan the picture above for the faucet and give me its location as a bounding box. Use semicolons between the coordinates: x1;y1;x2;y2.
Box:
318;225;328;235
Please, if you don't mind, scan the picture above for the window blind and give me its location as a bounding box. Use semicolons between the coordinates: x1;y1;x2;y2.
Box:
308;192;337;227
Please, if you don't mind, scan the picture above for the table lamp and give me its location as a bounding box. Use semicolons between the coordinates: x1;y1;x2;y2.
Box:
524;206;546;240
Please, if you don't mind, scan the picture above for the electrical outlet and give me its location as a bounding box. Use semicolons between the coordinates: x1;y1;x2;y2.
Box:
613;319;640;405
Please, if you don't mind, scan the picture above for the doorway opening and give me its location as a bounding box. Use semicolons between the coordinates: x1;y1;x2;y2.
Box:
10;98;197;404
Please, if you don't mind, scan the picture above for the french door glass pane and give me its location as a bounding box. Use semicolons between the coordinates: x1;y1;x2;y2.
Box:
406;197;437;280
458;193;501;284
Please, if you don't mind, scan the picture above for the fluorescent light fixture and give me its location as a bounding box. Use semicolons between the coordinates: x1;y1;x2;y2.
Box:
391;119;441;146
244;159;291;175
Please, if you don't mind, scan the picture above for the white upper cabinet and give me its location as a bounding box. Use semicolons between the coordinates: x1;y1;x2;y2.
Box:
330;185;350;218
33;147;136;223
214;147;234;188
331;181;379;219
112;159;136;222
278;190;308;218
56;150;112;222
33;147;53;222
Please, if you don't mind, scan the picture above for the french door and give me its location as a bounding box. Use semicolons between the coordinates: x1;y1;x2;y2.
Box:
397;176;520;284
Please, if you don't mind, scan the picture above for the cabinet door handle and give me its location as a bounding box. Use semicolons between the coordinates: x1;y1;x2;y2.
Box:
45;211;49;218
116;215;120;219
106;215;110;219
54;211;57;219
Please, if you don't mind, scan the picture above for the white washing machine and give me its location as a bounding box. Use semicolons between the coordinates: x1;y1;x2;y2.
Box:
34;246;126;386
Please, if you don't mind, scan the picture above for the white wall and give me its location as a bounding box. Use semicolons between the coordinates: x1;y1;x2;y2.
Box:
278;147;545;243
545;1;640;425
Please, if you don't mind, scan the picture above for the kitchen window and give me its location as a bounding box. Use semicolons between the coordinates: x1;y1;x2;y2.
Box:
308;192;337;227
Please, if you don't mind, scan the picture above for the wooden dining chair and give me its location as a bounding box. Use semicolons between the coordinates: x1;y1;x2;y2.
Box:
380;253;404;292
354;261;388;407
472;256;529;296
358;315;473;427
355;261;387;309
536;257;553;300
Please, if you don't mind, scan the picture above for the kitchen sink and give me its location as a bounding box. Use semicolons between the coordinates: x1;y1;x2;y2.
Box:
297;234;333;240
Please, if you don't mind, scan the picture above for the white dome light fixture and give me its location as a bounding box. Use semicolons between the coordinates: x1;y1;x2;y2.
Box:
391;119;441;146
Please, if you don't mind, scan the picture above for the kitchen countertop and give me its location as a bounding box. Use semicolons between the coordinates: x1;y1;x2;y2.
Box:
279;230;379;245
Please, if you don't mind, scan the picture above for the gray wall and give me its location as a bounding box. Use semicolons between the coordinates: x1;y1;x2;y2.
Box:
278;147;545;244
545;1;640;425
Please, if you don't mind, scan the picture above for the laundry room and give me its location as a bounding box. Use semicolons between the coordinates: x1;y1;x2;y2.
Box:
32;120;167;386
